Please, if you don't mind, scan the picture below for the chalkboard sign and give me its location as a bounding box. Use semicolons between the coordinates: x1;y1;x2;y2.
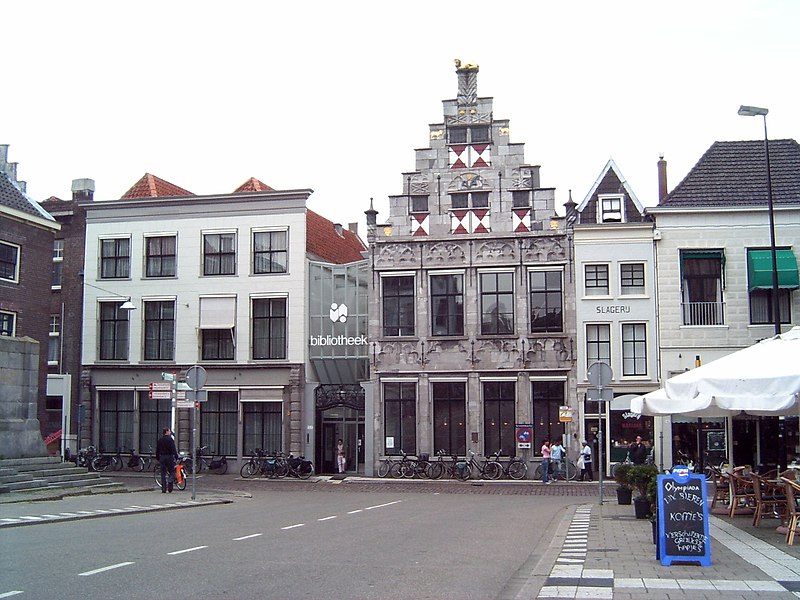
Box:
657;471;711;566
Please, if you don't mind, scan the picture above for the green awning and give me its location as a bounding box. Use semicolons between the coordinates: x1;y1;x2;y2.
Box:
747;249;799;290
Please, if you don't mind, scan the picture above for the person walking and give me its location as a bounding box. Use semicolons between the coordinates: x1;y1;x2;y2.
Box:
580;440;594;481
541;439;551;484
336;438;346;474
156;427;179;493
550;439;564;481
629;435;649;465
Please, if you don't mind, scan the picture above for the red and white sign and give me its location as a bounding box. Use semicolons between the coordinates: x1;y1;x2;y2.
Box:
149;382;171;391
149;391;172;400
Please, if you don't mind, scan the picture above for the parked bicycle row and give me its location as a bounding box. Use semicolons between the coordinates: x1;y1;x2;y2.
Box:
240;449;315;480
66;445;229;475
377;450;537;480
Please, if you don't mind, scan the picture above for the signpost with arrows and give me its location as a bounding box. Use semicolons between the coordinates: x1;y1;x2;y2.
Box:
185;365;207;500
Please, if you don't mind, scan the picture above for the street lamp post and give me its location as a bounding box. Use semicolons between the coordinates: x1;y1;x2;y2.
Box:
738;105;781;336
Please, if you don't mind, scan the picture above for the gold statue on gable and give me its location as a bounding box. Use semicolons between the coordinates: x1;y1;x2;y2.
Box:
454;59;479;71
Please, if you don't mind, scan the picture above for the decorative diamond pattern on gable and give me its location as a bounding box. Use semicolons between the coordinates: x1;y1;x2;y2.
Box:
449;144;492;169
451;210;470;234
472;208;490;233
513;208;531;232
410;213;429;236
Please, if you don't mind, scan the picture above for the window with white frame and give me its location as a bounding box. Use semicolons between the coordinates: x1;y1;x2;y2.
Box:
586;324;611;368
382;275;415;337
384;381;417;455
144;300;175;361
52;239;64;289
203;232;236;276
620;263;645;295
432;381;466;456
480;271;514;335
621;323;647;376
252;230;288;275
48;315;60;365
1;310;17;336
199;296;236;360
145;235;177;278
585;264;609;296
100;237;131;279
598;195;623;223
430;273;464;336
99;301;130;360
252;297;287;359
0;241;20;283
529;269;563;333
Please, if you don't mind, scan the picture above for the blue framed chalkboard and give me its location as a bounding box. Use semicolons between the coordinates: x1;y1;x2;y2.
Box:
657;470;711;566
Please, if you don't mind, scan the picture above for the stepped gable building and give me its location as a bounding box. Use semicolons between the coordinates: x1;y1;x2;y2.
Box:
569;159;658;473
364;62;578;474
647;139;800;470
0;145;60;456
79;174;366;469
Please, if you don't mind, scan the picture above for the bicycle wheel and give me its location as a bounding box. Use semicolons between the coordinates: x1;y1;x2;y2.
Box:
132;457;145;472
484;461;502;480
534;464;543;480
427;462;444;479
298;462;314;480
154;465;163;489
377;460;392;478
113;456;124;471
565;460;578;481
240;461;256;478
92;456;109;472
213;459;228;475
176;467;187;490
455;462;471;481
508;460;527;480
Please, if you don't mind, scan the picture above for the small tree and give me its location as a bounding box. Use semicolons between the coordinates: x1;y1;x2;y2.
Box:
627;464;659;500
614;463;634;490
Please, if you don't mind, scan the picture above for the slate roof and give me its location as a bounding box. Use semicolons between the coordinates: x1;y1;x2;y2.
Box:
0;170;55;221
661;139;800;208
121;173;194;199
306;209;366;264
234;177;274;193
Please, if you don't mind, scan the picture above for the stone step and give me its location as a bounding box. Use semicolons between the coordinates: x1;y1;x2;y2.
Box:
0;456;62;468
2;479;48;492
47;478;123;490
19;466;89;478
0;473;35;485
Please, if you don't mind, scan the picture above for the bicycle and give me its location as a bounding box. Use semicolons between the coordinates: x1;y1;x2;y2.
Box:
377;455;402;478
536;457;578;481
491;451;528;480
427;450;460;480
389;451;417;479
240;448;265;478
458;450;502;481
154;454;188;491
703;452;729;481
123;448;146;472
282;454;314;479
91;451;119;472
185;446;228;475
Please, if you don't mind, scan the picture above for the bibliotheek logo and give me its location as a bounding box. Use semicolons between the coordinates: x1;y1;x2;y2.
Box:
329;303;348;323
310;334;367;346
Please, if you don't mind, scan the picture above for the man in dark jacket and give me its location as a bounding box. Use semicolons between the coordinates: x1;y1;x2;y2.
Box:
629;435;649;465
156;428;178;493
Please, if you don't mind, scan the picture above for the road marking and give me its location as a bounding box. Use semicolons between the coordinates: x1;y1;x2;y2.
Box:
318;516;337;521
347;510;363;514
0;592;24;598
281;523;305;530
233;533;262;541
168;546;208;555
365;500;402;510
78;562;135;576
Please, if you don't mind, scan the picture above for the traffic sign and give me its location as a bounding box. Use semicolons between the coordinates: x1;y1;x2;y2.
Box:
515;424;533;449
558;406;574;422
586;386;614;402
176;399;195;409
161;372;176;382
149;391;172;400
149;382;171;391
185;365;207;391
587;361;613;386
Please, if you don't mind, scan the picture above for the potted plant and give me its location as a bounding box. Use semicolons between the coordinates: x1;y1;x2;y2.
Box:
614;463;634;505
628;464;659;519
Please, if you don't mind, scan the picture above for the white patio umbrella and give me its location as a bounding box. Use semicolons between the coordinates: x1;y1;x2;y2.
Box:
631;327;800;417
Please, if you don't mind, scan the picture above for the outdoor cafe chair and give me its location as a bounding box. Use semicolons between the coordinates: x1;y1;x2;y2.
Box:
779;477;800;545
710;469;730;513
751;473;787;527
728;472;756;518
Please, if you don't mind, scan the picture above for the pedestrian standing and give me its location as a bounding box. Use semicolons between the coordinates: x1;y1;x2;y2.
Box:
156;428;178;493
541;439;551;484
550;440;564;481
629;435;648;465
336;438;346;474
580;440;594;481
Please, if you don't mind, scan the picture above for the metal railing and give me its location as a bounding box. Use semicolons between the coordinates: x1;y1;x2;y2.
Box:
681;301;725;326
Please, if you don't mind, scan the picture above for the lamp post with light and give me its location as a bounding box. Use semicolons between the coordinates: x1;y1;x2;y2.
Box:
738;105;781;336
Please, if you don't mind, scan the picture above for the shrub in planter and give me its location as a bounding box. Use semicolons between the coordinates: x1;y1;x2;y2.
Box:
628;464;659;519
614;463;634;505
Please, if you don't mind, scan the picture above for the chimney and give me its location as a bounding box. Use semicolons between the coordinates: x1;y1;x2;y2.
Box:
334;223;343;237
657;154;668;204
348;222;358;236
72;178;95;201
454;59;479;106
365;197;378;228
563;189;577;227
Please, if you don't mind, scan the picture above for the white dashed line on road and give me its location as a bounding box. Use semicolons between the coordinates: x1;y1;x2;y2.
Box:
365;500;402;510
168;546;208;555
318;516;337;521
233;533;262;541
347;509;363;514
78;562;135;576
0;592;24;598
281;523;305;530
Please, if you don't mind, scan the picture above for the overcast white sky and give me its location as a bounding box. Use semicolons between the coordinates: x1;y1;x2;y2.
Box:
4;1;799;234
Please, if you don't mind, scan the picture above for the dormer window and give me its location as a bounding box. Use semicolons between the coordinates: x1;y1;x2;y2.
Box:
450;192;489;209
512;191;530;208
410;195;429;213
598;195;623;223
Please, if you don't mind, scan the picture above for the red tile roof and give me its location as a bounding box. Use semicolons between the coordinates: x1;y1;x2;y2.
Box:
234;177;274;193
306;209;366;264
121;173;193;199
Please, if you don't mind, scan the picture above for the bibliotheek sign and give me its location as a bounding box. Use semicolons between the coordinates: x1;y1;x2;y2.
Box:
310;334;367;346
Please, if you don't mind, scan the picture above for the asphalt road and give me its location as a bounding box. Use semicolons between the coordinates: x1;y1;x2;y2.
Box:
2;486;573;600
